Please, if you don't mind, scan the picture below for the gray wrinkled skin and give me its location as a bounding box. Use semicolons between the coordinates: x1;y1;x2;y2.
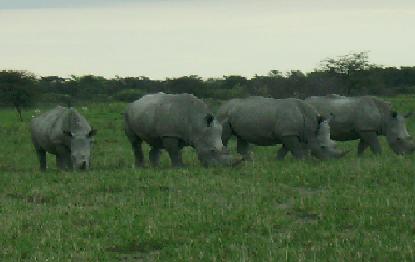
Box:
217;96;346;160
124;93;240;167
306;94;415;155
30;106;96;171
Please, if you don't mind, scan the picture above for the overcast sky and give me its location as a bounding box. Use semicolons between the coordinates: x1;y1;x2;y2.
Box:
0;0;414;79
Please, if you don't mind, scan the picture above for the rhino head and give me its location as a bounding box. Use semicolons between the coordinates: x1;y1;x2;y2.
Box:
193;114;242;167
385;111;415;155
309;116;348;160
64;129;97;170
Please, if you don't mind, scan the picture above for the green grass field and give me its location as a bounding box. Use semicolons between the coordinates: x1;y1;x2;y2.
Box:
1;97;415;261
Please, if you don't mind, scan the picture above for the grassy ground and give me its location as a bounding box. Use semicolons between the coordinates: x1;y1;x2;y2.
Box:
0;97;415;261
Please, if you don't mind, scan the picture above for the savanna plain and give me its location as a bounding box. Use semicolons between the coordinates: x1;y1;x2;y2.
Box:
1;97;415;261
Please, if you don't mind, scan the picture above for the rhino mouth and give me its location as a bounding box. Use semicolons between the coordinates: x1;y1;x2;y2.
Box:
73;160;90;170
312;147;349;160
391;146;415;155
198;149;242;167
390;138;415;155
80;161;87;170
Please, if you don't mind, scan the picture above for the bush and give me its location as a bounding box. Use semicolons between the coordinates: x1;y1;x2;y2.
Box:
37;94;72;104
0;70;37;121
114;89;147;102
204;85;249;100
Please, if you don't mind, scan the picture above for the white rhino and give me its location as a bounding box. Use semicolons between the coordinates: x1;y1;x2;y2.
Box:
31;106;97;171
217;96;346;160
124;93;240;167
306;94;415;155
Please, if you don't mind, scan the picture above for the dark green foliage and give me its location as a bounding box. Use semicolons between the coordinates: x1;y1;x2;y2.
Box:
319;51;372;75
222;75;248;89
0;70;36;121
165;75;206;96
113;89;147;102
1;52;415;106
318;51;380;95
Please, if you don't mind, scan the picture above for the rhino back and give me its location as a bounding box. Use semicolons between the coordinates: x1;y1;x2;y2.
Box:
216;98;243;123
225;97;304;145
306;96;383;139
31;106;64;151
294;100;320;139
126;93;207;144
274;99;309;138
31;106;91;154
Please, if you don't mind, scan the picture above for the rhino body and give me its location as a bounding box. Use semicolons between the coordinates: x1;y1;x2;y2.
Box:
124;93;239;167
31;106;96;171
306;95;415;155
217;96;345;160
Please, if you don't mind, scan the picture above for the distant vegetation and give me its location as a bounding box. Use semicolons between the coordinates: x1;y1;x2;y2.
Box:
1;51;415;118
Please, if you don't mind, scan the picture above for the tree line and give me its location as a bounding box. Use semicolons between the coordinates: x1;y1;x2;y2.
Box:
1;52;415;120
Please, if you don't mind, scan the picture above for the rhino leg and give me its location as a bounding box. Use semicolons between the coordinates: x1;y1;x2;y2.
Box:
131;139;144;167
221;120;233;147
125;132;144;168
357;139;369;156
56;146;72;171
359;131;382;155
35;146;47;172
237;137;252;160
56;155;65;170
125;124;145;167
149;147;161;167
276;145;289;160
281;136;306;159
163;137;184;167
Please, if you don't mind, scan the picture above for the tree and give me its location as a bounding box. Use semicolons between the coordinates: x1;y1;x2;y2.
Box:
222;75;248;89
0;70;36;121
166;75;205;95
268;70;283;78
318;51;375;95
76;75;108;96
319;51;372;74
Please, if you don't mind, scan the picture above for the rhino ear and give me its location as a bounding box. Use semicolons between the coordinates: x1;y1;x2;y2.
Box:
205;113;214;127
404;112;414;118
63;130;73;137
88;129;97;137
391;111;398;118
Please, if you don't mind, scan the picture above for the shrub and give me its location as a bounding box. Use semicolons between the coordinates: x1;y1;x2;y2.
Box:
205;85;249;100
114;89;147;102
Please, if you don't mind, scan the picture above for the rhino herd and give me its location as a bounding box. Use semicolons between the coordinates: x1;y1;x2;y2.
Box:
30;93;415;171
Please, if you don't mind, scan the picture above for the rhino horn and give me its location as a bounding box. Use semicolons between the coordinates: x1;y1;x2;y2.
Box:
335;149;351;158
230;155;244;167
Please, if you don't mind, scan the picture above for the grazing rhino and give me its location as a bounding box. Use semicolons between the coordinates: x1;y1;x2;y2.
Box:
306;94;415;155
217;96;347;160
124;93;240;167
31;106;97;171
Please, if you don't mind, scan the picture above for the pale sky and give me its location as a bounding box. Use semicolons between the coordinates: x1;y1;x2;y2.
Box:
0;0;414;79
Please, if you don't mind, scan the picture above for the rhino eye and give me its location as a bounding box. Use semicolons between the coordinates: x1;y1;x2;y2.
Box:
205;114;214;127
63;131;73;137
320;145;327;149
